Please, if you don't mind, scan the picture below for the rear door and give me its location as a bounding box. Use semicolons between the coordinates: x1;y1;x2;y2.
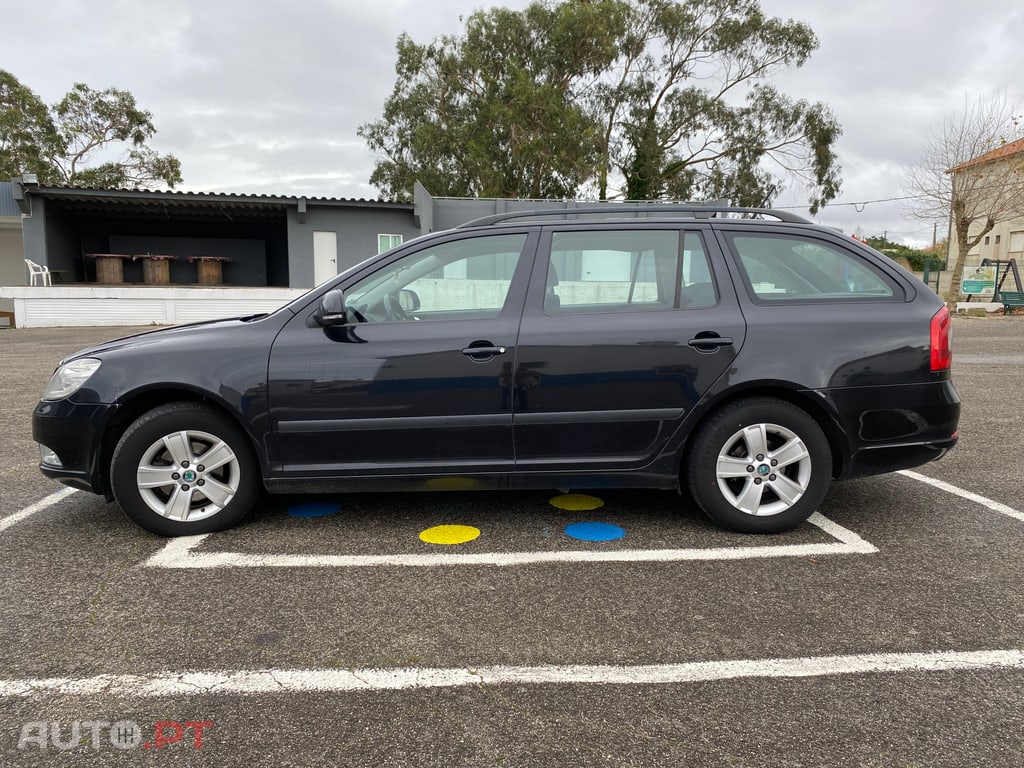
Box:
511;224;746;470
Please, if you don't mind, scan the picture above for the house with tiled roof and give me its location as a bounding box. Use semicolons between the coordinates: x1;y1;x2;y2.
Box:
949;136;1024;273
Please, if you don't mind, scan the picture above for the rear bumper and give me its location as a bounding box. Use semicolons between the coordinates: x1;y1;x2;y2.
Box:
32;399;115;494
844;435;958;479
812;379;961;480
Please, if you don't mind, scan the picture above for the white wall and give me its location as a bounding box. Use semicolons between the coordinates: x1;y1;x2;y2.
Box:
0;286;306;328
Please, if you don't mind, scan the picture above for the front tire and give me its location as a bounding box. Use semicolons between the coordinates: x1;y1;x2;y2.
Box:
110;402;260;536
686;397;831;534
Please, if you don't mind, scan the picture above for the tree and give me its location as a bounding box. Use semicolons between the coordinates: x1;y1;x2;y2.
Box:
0;69;182;188
359;2;625;199
591;0;841;210
864;235;931;271
902;95;1024;305
0;70;58;181
361;0;841;211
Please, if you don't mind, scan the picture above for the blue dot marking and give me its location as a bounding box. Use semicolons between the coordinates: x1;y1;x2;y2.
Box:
287;502;340;519
565;521;626;542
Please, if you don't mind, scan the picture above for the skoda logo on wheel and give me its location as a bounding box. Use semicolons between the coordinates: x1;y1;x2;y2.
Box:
182;469;197;483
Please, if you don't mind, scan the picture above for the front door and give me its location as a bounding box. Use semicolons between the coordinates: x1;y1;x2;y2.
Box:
267;231;534;479
512;225;745;470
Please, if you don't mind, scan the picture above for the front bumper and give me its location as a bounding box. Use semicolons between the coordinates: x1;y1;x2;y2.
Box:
32;398;116;493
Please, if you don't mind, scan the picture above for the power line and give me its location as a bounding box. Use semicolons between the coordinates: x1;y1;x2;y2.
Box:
775;193;930;211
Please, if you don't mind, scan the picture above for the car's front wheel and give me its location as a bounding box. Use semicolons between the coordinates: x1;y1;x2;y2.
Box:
110;402;260;536
686;397;832;533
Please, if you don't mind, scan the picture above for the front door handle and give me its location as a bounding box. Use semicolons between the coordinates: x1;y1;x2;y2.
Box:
462;342;508;360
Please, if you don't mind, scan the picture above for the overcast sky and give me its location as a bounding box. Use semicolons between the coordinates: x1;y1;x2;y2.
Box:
5;0;1023;245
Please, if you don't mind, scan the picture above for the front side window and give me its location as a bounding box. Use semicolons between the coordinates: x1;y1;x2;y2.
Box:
726;234;897;302
545;230;715;313
345;233;527;323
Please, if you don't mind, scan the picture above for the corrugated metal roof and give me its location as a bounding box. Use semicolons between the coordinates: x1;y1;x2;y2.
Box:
30;184;411;209
0;182;21;217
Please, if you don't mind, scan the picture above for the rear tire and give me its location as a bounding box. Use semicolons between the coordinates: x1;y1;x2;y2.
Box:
110;402;260;536
686;397;831;533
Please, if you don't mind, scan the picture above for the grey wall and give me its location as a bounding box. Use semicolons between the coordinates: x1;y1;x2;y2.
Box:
20;196;46;267
430;198;576;232
286;205;418;288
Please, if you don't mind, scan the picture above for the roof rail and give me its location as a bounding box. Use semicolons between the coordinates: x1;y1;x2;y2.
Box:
457;204;812;228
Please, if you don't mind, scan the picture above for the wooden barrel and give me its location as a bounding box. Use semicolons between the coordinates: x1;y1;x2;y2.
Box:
95;256;124;284
143;258;171;285
196;259;224;285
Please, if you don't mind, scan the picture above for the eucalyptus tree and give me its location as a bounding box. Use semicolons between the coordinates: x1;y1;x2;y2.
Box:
362;0;841;211
0;69;181;188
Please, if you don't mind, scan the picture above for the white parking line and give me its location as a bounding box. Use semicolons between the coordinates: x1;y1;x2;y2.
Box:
0;488;77;534
899;470;1024;522
2;648;1021;698
144;512;877;569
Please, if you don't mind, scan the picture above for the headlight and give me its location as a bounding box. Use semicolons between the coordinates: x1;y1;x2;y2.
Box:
43;358;102;400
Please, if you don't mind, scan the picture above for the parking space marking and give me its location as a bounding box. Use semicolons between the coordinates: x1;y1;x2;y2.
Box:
899;470;1024;523
2;648;1021;698
0;488;77;534
143;512;877;569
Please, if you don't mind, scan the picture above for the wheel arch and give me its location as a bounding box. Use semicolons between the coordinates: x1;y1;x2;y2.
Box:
680;383;848;480
98;387;261;497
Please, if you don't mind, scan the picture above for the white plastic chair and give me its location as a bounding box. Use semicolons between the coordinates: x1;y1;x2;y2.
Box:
25;259;52;286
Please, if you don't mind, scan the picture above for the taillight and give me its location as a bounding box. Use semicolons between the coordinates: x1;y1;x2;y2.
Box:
930;306;952;371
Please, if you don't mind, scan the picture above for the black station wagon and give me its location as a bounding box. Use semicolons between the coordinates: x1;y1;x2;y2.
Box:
33;206;960;536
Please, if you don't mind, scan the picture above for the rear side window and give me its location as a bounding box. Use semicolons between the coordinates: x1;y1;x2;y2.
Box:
726;233;897;302
546;230;715;313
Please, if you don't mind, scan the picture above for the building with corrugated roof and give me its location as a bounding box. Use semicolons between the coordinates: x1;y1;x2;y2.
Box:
11;182;418;288
0;178;609;326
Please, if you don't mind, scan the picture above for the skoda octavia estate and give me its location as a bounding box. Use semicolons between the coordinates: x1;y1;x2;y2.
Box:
33;206;960;536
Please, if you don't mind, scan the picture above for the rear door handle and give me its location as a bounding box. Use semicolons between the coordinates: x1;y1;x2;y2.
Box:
687;334;734;351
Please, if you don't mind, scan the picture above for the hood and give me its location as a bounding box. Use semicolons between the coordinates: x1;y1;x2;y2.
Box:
60;312;281;364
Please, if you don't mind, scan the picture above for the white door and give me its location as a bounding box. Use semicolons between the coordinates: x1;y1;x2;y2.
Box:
313;231;338;285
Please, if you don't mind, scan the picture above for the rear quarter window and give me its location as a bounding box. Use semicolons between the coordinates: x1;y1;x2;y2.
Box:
725;233;900;303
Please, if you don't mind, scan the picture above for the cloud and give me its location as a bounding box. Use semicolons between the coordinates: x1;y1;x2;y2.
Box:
3;0;1021;244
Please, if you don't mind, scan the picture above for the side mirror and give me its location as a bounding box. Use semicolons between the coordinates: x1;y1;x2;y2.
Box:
398;288;420;312
314;289;348;327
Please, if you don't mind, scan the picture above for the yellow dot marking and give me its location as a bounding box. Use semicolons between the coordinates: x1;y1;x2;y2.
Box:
548;493;605;512
419;525;481;545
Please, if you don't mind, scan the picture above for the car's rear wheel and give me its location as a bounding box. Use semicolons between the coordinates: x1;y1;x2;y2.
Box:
686;397;831;533
110;402;259;536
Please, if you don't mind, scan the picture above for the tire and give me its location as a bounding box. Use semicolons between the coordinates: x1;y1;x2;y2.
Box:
685;397;831;534
110;402;260;536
